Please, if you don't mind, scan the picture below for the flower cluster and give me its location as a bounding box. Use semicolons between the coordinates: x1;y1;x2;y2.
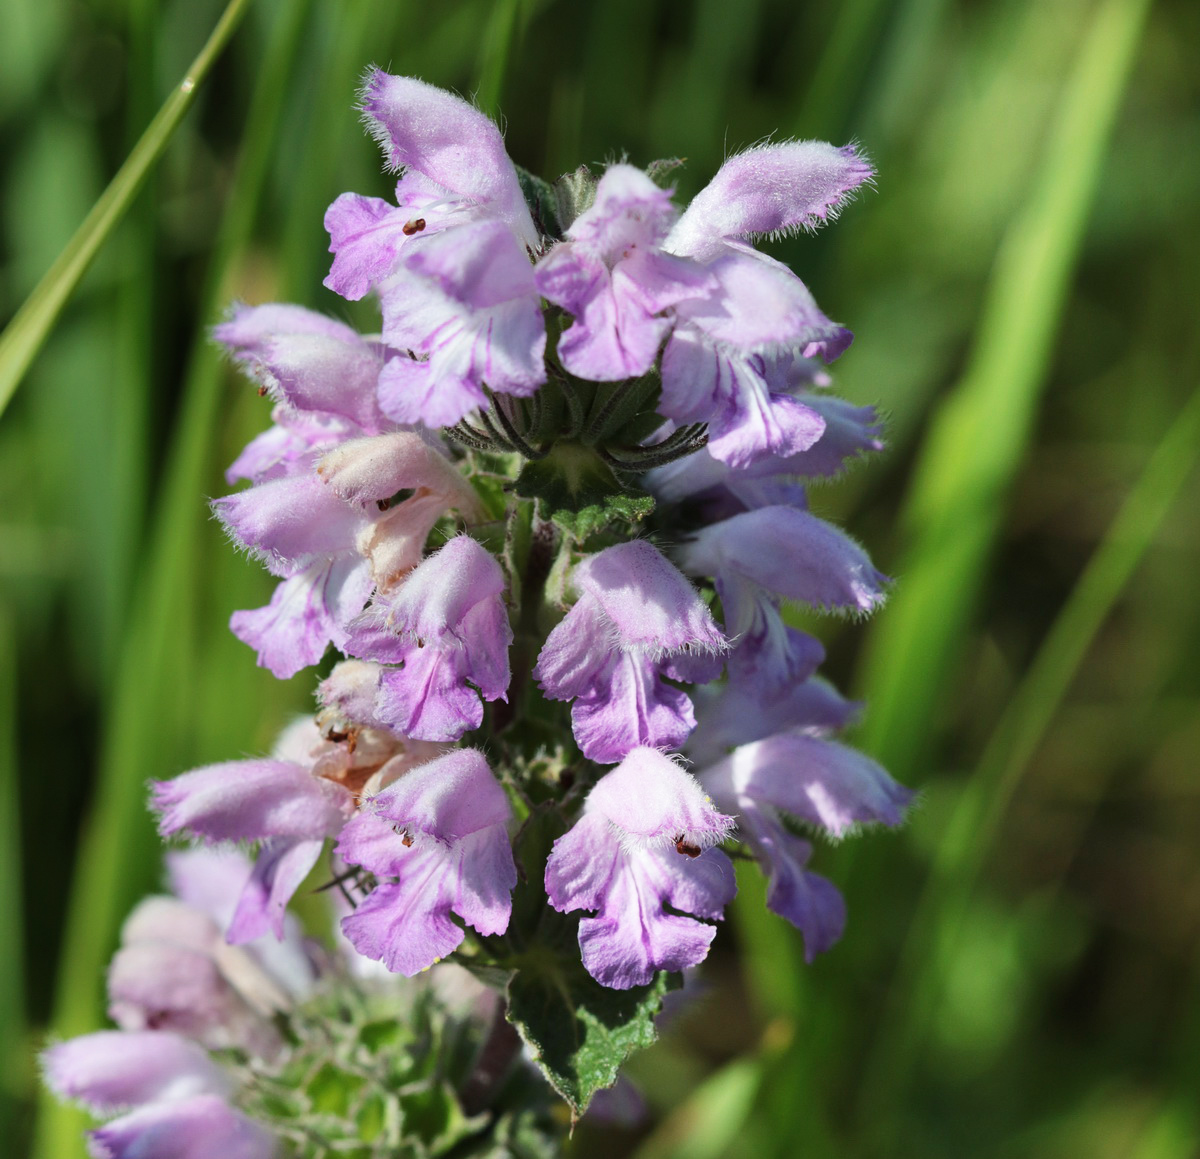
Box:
43;849;311;1158
46;71;913;1145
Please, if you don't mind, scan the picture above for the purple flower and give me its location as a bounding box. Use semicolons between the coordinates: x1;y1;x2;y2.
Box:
43;1030;277;1159
325;71;538;301
699;732;911;957
677;505;888;692
535;164;713;381
658;258;834;467
215;302;389;435
90;1094;278;1159
337;748;516;975
650;141;873;466
343;535;512;742
686;628;861;764
153;714;440;942
43;1030;230;1111
216;430;477;678
533;540;727;763
648;391;884;513
545;748;736;989
375;220;547;428
107;885;305;1056
153;757;354;944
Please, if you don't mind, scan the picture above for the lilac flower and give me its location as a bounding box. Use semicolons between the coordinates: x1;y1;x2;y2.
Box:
545;748;736;989
337;748;516;975
647;391;884;514
652;142;873;466
698;732;910;957
677;505;888;693
343;535;512;741
215;428;477;678
375;219;547;427
324;71;538;301
535;164;713;381
153;756;354;944
43;1029;231;1111
153;714;440;942
88;1095;278;1159
43;1030;278;1159
686;629;861;762
658;260;833;467
106;859;312;1056
215;303;389;436
533;540;727;763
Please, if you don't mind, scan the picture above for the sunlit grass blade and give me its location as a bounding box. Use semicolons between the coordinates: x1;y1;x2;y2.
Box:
857;381;1200;1141
0;0;253;422
796;0;891;138
856;0;1155;782
631;1056;765;1159
475;0;525;117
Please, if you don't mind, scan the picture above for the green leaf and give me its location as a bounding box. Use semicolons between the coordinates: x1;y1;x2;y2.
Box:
645;157;686;187
507;957;678;1117
552;165;597;231
502;804;680;1115
514;164;562;239
512;443;655;542
550;491;655;542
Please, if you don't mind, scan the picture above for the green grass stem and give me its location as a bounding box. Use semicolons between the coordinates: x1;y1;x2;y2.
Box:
857;381;1200;1144
856;0;1155;782
0;0;255;422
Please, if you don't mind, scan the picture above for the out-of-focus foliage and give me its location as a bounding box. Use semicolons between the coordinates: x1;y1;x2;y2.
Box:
2;0;1197;1156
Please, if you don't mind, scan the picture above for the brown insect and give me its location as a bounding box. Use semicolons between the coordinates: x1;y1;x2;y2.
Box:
674;833;702;858
393;824;414;847
402;217;427;236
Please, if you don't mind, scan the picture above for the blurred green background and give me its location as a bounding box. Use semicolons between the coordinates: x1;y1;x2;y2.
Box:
2;0;1198;1155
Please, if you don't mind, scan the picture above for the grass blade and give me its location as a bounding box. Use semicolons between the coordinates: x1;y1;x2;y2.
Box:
858;380;1200;1142
856;0;1156;781
0;0;254;421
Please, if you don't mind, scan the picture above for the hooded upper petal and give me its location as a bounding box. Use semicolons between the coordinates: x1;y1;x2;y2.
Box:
666;141;873;261
152;759;353;844
359;71;536;248
705;732;913;838
214;303;386;431
42;1031;229;1114
678;505;889;617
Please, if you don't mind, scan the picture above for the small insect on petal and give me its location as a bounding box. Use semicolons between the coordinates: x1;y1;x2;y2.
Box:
675;834;702;858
